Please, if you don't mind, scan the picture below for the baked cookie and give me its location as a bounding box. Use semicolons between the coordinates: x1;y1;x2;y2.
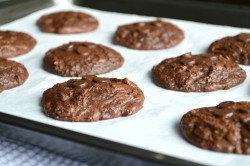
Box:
114;20;184;50
209;33;250;65
36;11;98;34
180;101;250;154
0;31;36;58
152;52;246;92
44;42;124;77
41;75;145;122
0;58;29;92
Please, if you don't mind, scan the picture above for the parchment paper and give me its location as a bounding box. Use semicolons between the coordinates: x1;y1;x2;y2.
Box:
0;5;250;166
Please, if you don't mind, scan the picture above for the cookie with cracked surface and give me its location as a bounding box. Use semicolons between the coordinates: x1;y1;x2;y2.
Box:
44;42;124;77
209;33;250;65
36;11;98;34
0;31;36;58
152;52;246;92
41;75;145;122
114;20;184;50
0;58;29;92
180;101;250;154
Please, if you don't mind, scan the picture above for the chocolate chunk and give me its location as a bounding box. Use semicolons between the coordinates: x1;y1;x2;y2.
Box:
41;75;145;122
114;20;184;50
36;11;98;34
76;46;90;55
152;53;246;92
212;108;233;118
180;101;250;154
0;58;28;92
209;33;250;65
237;33;250;42
44;42;124;77
69;79;87;88
0;31;36;58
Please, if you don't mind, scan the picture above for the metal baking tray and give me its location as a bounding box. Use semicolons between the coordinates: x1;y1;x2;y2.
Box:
1;0;250;165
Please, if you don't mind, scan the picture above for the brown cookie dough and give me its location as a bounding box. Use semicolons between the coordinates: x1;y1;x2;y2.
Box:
180;101;250;154
209;33;250;65
41;75;145;122
44;42;124;77
114;20;184;50
36;11;98;34
152;52;246;92
0;58;29;92
0;31;37;58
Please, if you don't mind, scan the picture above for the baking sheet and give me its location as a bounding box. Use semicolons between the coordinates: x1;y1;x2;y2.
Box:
0;4;250;166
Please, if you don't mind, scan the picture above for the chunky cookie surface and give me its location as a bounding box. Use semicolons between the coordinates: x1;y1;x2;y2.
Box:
0;31;36;58
0;58;29;92
41;76;145;122
209;33;250;65
114;20;184;50
180;101;250;154
36;11;98;34
152;52;246;92
44;42;124;77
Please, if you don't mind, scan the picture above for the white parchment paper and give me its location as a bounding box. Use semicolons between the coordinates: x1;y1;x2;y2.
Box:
0;5;250;166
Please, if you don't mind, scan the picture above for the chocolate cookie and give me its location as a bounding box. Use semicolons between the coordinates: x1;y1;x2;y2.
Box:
152;52;246;92
44;42;124;77
114;20;184;50
0;58;29;92
0;31;36;58
209;33;250;65
36;11;98;34
180;101;250;154
41;75;145;122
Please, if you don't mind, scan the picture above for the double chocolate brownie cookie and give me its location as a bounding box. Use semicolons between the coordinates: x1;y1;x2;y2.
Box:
0;31;36;58
152;52;246;92
36;11;98;34
41;75;145;122
44;42;124;77
209;33;250;65
0;58;29;92
114;20;184;50
180;101;250;154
